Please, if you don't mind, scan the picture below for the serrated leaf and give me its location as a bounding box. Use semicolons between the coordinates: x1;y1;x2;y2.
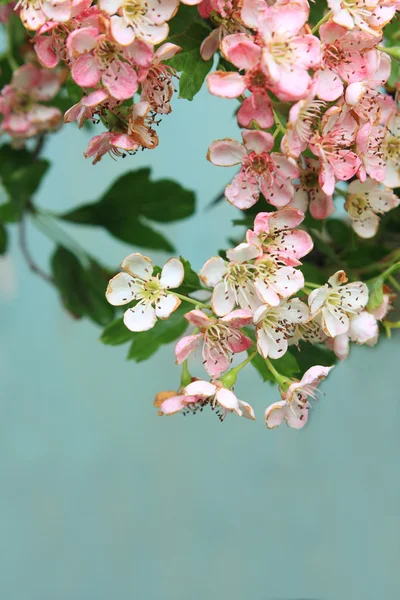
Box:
127;303;188;362
51;246;115;325
367;276;384;311
100;317;134;346
0;223;8;254
168;22;213;100
61;168;196;252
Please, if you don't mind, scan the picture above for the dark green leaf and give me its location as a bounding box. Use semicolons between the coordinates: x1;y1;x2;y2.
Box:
127;303;188;362
0;223;8;254
326;219;352;247
175;256;202;294
300;263;326;285
168;22;213;100
100;317;134;346
245;327;300;382
367;276;384;311
51;246;115;325
61;168;196;252
168;4;205;36
295;342;337;373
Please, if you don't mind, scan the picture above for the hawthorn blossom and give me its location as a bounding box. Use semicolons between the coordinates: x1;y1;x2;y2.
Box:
327;0;396;37
157;392;204;416
314;22;379;102
345;179;399;238
291;313;328;346
0;64;62;142
207;33;274;129
138;42;180;114
15;0;90;30
207;130;299;209
355;121;386;183
282;88;326;158
228;207;313;266
290;158;335;220
382;111;400;189
84;131;140;163
175;309;253;378
99;0;178;46
64;89;113;127
370;289;394;321
265;365;333;429
106;253;184;331
200;254;304;316
257;0;321;101
309;107;361;196
128;100;159;149
327;311;379;360
184;380;256;421
308;271;369;337
254;298;310;359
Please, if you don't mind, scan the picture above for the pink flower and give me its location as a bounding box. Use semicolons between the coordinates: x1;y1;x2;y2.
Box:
139;42;180;114
157;393;204;416
327;311;379;360
254;298;309;359
16;0;74;30
382;111;400;188
327;0;396;37
355;121;386;183
66;26;149;100
258;0;321;101
314;22;379;102
308;271;369;337
265;365;334;429
231;207;313;267
282;87;326;158
200;253;304;316
345;179;399;238
0;64;62;141
207;33;274;129
309;107;361;195
106;253;184;331
290;158;335;220
99;0;178;46
207;130;299;209
84;131;140;163
175;309;253;378
184;380;256;421
64;89;112;127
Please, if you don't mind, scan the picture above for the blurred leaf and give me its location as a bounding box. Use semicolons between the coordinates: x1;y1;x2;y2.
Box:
127;303;189;362
0;56;12;89
245;327;300;381
367;276;384;310
345;245;389;268
326;219;352;247
0;223;8;254
61;168;196;252
175;256;202;294
168;22;213;100
0;145;49;222
51;246;115;325
100;317;134;346
309;1;326;28
301;263;326;285
7;13;26;65
295;342;337;373
168;3;204;36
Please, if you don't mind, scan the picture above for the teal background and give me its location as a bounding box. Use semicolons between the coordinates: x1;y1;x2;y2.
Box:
1;87;399;600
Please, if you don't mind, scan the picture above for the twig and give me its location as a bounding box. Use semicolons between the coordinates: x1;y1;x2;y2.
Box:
18;215;54;285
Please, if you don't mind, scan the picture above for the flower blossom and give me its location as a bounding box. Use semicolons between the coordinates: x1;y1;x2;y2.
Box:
64;89;113;127
200;252;304;316
254;298;310;359
15;0;91;30
175;309;253;378
183;380;256;421
382;110;400;189
99;0;178;46
308;270;369;337
290;158;335;220
0;63;63;142
327;311;379;360
327;0;396;37
265;365;333;429
84;130;140;163
106;253;184;331
207;130;299;209
139;42;180;114
345;179;399;238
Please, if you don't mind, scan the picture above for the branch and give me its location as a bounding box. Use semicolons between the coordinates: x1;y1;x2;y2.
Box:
18;215;54;285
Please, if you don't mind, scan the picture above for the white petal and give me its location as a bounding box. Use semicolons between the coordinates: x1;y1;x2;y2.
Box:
264;401;286;429
254;280;280;306
207;138;246;166
226;242;259;263
215;388;239;410
212;281;236;316
121;253;153;280
199;256;226;287
185;380;216;398
123;303;157;331
160;257;184;289
322;306;349;337
155;293;181;319
256;328;271;358
106;272;139;306
99;0;123;13
238;400;256;420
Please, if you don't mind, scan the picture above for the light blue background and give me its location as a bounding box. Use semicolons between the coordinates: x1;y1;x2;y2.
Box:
1;87;399;600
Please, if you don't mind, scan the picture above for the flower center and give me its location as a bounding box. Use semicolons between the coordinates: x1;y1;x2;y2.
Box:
225;263;255;287
383;135;400;162
270;38;293;65
15;92;33;112
243;151;271;175
245;68;267;92
122;0;147;25
136;276;163;303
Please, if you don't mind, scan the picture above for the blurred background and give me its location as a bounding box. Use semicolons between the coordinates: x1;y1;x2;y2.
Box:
1;86;399;600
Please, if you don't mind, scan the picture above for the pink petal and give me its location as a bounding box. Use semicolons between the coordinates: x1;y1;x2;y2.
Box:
67;26;98;59
242;129;274;154
184;310;213;328
110;15;135;45
207;138;246;166
314;68;344;102
264;400;286;429
175;334;203;363
207;71;246;98
226;173;260;210
221;33;261;70
34;37;59;68
237;92;274;129
71;53;101;88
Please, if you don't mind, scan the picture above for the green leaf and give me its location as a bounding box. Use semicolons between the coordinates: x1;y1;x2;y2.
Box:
0;223;8;254
175;256;202;294
51;246;115;326
367;276;384;311
245;327;300;382
127;303;189;362
100;317;134;346
168;4;205;36
326;219;352;247
168;22;213;100
295;342;337;373
61;168;196;252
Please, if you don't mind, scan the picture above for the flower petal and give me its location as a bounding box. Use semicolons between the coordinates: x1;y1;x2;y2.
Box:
160;257;184;289
207;138;246;166
106;272;139;305
185;380;216;397
264;400;286;429
155;293;181;319
199;256;226;287
212;281;236;316
121;253;153;280
175;333;203;363
124;303;157;331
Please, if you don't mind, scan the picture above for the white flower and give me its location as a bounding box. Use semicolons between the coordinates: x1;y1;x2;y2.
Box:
254;298;309;359
184;380;255;421
345;179;399;239
308;271;368;337
106;253;184;331
382;112;400;189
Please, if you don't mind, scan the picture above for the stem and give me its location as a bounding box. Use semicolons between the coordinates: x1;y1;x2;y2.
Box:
272;109;286;135
304;281;320;289
219;350;258;388
180;360;192;387
311;10;332;34
383;320;400;339
265;357;291;390
31;212;91;267
6;22;18;71
388;275;400;293
236;350;258;372
381;261;400;282
18;215;54;285
172;292;211;310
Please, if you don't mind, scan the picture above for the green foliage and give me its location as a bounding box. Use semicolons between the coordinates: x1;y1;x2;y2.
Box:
326;219;352;247
367;276;384;311
295;342;337;373
175;256;202;294
0;145;49;222
245;328;300;382
168;22;213;100
168;4;204;36
51;246;115;326
61;168;196;252
101;303;189;362
0;223;8;254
